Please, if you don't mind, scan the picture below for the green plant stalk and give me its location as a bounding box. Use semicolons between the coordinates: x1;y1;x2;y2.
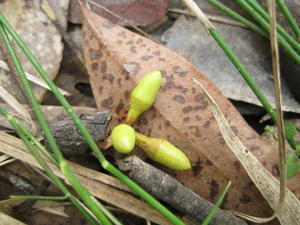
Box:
201;181;231;225
208;1;300;66
0;24;113;225
209;29;276;121
0;12;186;225
208;0;267;36
0;108;99;225
10;195;68;201
238;0;300;53
275;0;300;40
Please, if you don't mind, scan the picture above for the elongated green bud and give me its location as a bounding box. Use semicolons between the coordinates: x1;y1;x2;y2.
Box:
126;71;162;124
111;124;136;153
135;132;191;170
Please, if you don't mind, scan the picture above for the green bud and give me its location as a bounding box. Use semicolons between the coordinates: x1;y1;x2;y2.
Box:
126;71;162;124
111;124;136;153
135;132;191;170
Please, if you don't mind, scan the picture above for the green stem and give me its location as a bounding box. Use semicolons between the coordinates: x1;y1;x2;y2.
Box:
209;0;300;66
207;0;267;36
275;0;300;40
209;29;276;121
10;195;68;201
0;108;99;225
0;23;113;225
0;12;186;225
239;0;300;53
201;181;231;225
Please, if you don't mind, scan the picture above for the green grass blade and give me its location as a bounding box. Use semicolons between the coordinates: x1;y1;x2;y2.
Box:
275;0;300;40
201;181;231;225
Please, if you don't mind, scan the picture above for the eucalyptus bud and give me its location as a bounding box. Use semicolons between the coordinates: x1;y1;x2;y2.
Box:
135;132;191;170
126;71;162;124
111;124;136;153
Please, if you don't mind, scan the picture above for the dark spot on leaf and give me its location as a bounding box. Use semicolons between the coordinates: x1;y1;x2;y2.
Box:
192;87;196;94
103;73;115;84
175;85;188;94
101;97;113;109
124;91;130;99
116;40;123;44
245;149;249;154
194;127;201;138
141;55;152;61
89;49;102;60
243;181;254;190
141;118;148;126
159;58;166;61
165;121;171;127
192;158;202;176
100;61;107;73
158;124;162;130
176;71;188;77
194;101;208;110
203;121;210;128
195;93;205;102
182;105;193;113
210;180;219;200
173;95;185;104
115;99;124;114
91;63;98;71
231;126;239;135
240;194;251;204
183;117;190;122
117;78;122;88
126;40;134;45
233;161;241;170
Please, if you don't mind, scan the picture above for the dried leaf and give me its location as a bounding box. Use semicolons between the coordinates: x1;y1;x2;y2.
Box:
80;5;300;219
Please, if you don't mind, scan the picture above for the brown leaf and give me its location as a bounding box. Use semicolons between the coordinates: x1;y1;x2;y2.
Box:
80;5;300;220
71;0;169;26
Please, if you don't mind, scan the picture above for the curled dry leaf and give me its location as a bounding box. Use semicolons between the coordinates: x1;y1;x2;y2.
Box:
80;4;300;220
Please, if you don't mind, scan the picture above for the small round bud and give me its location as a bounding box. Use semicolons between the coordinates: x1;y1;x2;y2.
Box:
111;124;136;153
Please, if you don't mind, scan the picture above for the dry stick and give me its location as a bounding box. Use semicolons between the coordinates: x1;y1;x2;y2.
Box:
117;156;247;225
181;0;286;223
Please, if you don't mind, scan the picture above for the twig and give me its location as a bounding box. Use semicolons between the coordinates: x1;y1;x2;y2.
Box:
118;156;247;225
168;8;247;28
